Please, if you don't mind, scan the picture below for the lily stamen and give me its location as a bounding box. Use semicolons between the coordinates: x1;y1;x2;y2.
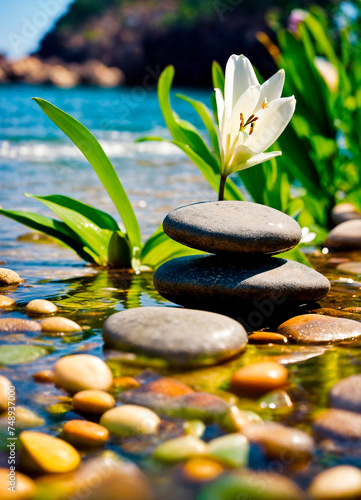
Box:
262;99;268;109
239;113;244;130
240;114;258;132
249;121;255;135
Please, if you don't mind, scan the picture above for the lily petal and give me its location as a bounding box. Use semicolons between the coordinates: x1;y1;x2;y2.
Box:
230;151;282;174
248;96;296;154
256;69;285;111
215;88;225;127
224;55;259;114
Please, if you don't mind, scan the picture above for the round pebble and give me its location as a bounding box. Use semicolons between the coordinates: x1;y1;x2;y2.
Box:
41;316;82;333
0;295;15;309
70;457;153;500
278;314;361;344
0;468;36;500
183;457;224;482
153;435;207;462
62;419;109;447
154;255;330;307
312;409;361;443
103;307;248;367
0;375;14;413
0;268;22;285
0;318;40;332
72;390;115;414
331;203;361;225
326;220;361;249
163;201;302;255
337;262;361;275
329;374;361;413
243;422;314;462
308;465;361;499
26;299;58;315
20;430;81;473
100;404;160;437
54;354;113;393
32;370;54;383
221;406;253;432
198;470;305;500
208;433;249;467
231;362;288;396
248;332;288;344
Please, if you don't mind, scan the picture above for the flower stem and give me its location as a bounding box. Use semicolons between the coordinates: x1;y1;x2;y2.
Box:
218;174;227;201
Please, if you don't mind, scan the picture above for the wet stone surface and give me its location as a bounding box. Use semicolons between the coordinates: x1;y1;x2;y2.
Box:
278;314;361;344
329;374;361;413
153;255;330;308
103;306;248;367
163;201;302;255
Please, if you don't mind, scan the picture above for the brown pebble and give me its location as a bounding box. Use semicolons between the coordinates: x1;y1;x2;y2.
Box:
278;314;361;344
0;318;40;332
141;377;194;397
183;457;224;482
248;332;288;345
310;308;361;322
0;268;22;285
26;299;58;315
231;362;288;396
72;390;115;414
32;370;54;383
312;408;361;443
62;419;109;447
326;220;361;249
41;317;82;333
0;295;15;309
343;307;361;314
331;203;361;225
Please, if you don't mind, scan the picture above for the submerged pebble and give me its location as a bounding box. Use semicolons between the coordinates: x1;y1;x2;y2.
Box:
41;316;82;333
62;419;109;447
32;370;54;383
0;468;36;500
0;268;22;285
278;314;361;344
0;318;40;332
208;433;249;467
72;389;115;414
183;457;224;482
231;362;288;396
100;404;160;437
20;430;81;473
103;306;248;367
308;465;361;499
329;374;361;413
153;435;207;462
0;295;15;308
54;354;113;393
312;409;361;443
26;299;58;315
243;422;314;462
163;201;302;255
198;470;305;500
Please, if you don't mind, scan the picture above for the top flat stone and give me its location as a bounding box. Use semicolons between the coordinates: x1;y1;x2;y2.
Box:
163;201;302;255
103;306;247;367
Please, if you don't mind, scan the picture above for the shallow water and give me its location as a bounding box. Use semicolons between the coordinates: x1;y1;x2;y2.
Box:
1;84;361;499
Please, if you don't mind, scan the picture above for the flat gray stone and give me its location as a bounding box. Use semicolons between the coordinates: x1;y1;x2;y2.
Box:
329;375;361;413
153;255;330;308
312;409;361;445
163;201;302;255
102;306;247;367
326;220;361;250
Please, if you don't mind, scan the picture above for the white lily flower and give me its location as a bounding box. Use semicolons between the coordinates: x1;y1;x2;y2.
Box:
215;54;296;199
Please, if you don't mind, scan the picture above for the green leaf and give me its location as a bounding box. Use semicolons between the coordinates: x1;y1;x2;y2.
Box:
0;207;95;263
277;246;312;267
176;93;220;161
212;60;225;94
0;345;49;366
26;193;122;266
32;98;141;257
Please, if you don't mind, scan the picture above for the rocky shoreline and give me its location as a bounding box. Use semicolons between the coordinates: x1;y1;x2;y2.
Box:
0;55;124;88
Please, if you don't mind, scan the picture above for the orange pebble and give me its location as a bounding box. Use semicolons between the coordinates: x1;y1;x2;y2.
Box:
183;457;224;482
248;332;288;345
231;362;288;396
62;419;109;447
72;390;115;414
112;376;140;390
32;370;54;383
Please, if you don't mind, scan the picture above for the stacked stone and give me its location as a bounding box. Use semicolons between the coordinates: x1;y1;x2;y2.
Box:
154;201;330;310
